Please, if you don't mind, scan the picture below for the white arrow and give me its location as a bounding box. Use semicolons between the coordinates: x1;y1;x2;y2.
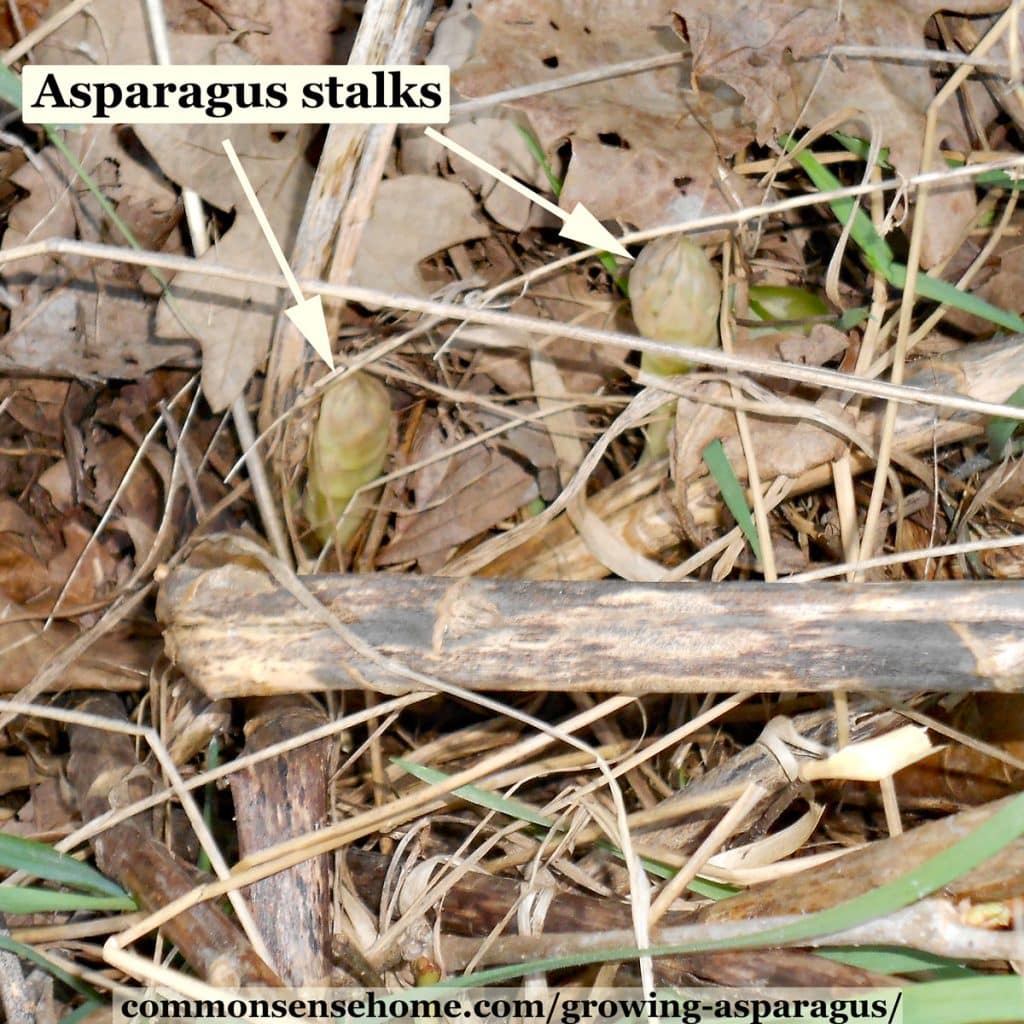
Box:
221;139;334;370
424;127;632;260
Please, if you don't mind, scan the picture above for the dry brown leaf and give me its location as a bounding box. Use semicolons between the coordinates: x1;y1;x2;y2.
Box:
776;324;848;366
0;499;119;607
453;0;754;230
671;384;849;532
126;34;316;411
0;0;45;49
0;380;69;437
133;34;294;212
35;0;150;65
680;0;1007;267
0;0;198;377
0;128;189;378
26;5;313;407
377;418;538;571
151;123;313;411
417;120;556;232
350;175;490;299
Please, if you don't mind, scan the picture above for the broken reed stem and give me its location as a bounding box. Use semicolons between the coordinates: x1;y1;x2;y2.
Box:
159;569;1024;697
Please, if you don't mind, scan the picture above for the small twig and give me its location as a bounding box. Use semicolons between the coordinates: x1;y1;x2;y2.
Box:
787;530;1024;582
452;53;688;117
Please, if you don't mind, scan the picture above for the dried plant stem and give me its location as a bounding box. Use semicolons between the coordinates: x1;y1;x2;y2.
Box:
1;237;1023;426
260;0;434;431
229;698;332;984
437;898;1022;968
343;849;890;989
110;696;636;950
65;695;281;987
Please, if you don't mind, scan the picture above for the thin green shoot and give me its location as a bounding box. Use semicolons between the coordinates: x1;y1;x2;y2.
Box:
0;932;103;1002
0;888;136;914
198;735;221;875
833;128;1024;193
516;124;629;295
837;306;871;330
780;134;1024;334
818;946;978;980
0;833;129;898
986;385;1024;458
59;1001;108;1024
702;439;761;561
901;976;1024;1024
516;123;563;198
832;131;892;168
0;833;136;915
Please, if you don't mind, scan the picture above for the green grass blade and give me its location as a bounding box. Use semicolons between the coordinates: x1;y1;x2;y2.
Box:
886;263;1024;333
837;306;871;330
780;135;895;274
0;933;103;1001
432;792;1024;987
832;131;892;168
944;156;1024;192
818;946;977;979
783;134;1024;333
901;976;1024;1024
0;833;128;898
59;1002;108;1024
702;439;761;561
0;63;22;112
0;886;136;914
393;757;551;827
986;385;1024;458
515;124;563;198
198;735;221;875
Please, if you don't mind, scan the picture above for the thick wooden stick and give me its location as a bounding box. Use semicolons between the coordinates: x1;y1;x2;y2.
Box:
158;569;1024;697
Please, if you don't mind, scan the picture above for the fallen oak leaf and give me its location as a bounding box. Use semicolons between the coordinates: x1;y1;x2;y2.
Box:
350;175;489;300
453;0;756;231
378;422;537;572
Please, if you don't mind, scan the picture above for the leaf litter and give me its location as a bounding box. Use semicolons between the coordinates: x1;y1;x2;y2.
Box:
0;0;1024;1017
